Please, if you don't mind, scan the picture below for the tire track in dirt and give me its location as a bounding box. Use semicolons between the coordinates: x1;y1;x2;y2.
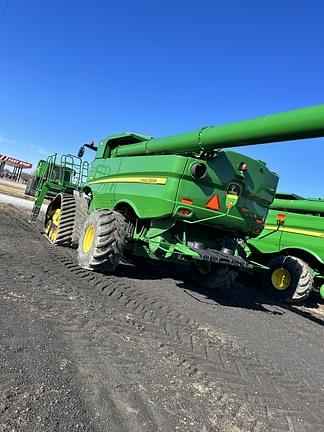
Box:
0;294;95;431
1;205;323;431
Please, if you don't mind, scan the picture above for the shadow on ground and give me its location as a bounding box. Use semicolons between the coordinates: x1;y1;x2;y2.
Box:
112;259;324;326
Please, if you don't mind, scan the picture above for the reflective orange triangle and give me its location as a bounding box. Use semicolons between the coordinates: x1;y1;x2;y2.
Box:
206;194;220;210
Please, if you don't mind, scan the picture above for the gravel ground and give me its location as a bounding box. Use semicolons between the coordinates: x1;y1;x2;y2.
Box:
0;179;33;200
0;179;47;212
0;203;323;432
0;193;47;212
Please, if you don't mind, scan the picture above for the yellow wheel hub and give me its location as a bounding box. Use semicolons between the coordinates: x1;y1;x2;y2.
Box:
44;208;61;242
52;208;61;225
83;224;95;253
271;268;291;290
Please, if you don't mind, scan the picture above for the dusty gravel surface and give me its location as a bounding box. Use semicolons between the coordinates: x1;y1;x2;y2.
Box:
0;179;33;200
0;180;47;212
0;203;323;432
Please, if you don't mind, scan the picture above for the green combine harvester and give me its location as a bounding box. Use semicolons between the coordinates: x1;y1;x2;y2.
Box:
29;154;89;223
26;158;80;197
30;104;324;294
246;193;324;303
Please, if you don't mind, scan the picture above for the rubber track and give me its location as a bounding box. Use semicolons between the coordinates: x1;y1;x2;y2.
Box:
1;206;324;432
45;193;76;246
71;195;88;247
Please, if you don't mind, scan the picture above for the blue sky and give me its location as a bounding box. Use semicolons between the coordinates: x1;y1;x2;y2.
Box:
0;0;323;196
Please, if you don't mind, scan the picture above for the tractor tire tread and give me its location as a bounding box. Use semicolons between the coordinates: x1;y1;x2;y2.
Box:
78;209;126;272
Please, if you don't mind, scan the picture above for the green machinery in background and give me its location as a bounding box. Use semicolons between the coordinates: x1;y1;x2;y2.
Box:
35;104;324;292
25;158;85;197
24;160;45;196
29;154;88;223
246;193;324;303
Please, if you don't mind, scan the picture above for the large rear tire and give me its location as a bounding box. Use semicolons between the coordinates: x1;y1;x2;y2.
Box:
191;263;237;291
78;209;126;272
44;193;76;246
264;255;313;304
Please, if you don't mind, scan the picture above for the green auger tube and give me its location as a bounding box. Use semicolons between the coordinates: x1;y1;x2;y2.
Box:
110;104;324;157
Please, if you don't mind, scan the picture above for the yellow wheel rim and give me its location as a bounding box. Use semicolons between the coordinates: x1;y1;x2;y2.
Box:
44;208;61;242
52;208;61;225
271;268;291;290
83;224;95;253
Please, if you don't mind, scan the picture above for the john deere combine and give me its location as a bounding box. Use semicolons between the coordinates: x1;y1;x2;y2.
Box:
29;154;89;245
25;158;78;197
34;104;324;291
247;193;324;303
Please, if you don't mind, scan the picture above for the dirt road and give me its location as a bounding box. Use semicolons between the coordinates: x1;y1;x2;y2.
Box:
0;179;33;200
0;204;323;431
0;180;47;212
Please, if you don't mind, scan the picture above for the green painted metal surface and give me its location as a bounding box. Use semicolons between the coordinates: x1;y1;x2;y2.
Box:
34;159;75;186
33;105;324;276
79;104;324;265
86;152;277;239
248;194;324;263
35;160;50;178
320;284;324;299
29;154;88;222
104;104;324;157
247;193;324;292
